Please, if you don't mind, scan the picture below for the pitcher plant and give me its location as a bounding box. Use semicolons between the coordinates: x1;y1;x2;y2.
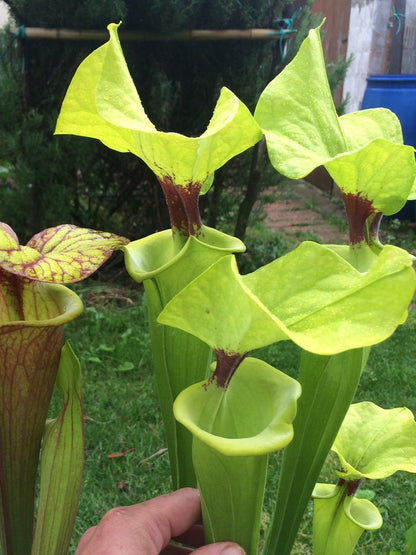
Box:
0;222;127;554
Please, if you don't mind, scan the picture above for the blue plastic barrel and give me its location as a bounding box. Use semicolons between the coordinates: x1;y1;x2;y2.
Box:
362;74;416;221
362;74;416;147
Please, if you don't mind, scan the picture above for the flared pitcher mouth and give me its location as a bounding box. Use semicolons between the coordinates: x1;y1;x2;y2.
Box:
122;225;245;281
0;282;83;329
174;357;301;457
313;483;383;531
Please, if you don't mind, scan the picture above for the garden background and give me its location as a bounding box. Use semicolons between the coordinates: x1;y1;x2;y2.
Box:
0;1;415;553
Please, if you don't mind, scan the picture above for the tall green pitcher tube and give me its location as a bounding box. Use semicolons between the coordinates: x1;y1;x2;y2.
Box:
174;357;301;554
123;227;245;488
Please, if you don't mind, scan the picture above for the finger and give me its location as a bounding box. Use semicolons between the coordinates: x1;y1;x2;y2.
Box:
75;526;97;552
76;488;201;554
139;487;201;546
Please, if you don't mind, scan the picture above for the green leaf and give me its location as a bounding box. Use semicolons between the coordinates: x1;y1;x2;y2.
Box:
243;243;414;351
55;23;262;187
255;25;408;194
405;523;416;555
254;25;345;178
0;223;128;283
160;254;286;354
332;401;416;481
32;342;83;555
324;139;416;216
339;108;403;150
355;489;376;501
264;348;369;555
87;356;102;363
98;343;115;352
408;173;416;201
159;242;415;355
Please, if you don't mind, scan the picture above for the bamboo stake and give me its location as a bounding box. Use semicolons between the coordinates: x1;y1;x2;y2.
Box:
9;26;296;42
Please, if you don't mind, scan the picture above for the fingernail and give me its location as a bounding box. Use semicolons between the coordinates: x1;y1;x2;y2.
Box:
221;545;246;555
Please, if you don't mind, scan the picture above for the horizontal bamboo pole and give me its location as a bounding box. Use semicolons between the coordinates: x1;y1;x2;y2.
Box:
9;26;296;42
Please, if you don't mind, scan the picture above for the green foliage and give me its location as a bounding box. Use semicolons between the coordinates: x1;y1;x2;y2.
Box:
332;402;416;481
0;26;133;239
125;0;275;34
238;226;291;273
405;524;416;555
60;285;168;553
327;54;353;115
0;0;311;242
4;0;127;29
121;0;292;128
255;27;407;183
69;284;152;374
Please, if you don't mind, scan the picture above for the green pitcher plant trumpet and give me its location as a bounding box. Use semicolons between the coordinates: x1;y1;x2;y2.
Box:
254;23;416;252
0;222;127;554
254;30;416;258
312;401;416;555
253;24;416;554
55;21;262;488
312;482;383;555
175;357;301;554
54;22;262;246
31;342;84;555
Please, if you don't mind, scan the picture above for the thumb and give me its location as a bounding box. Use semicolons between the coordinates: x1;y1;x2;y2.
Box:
193;542;246;555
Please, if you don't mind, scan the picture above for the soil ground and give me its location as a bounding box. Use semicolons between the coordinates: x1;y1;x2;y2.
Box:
264;179;349;244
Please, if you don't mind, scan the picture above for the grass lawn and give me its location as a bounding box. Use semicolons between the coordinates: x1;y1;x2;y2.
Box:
60;278;416;554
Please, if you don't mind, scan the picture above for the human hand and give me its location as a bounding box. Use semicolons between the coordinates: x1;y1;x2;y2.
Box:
75;487;245;554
